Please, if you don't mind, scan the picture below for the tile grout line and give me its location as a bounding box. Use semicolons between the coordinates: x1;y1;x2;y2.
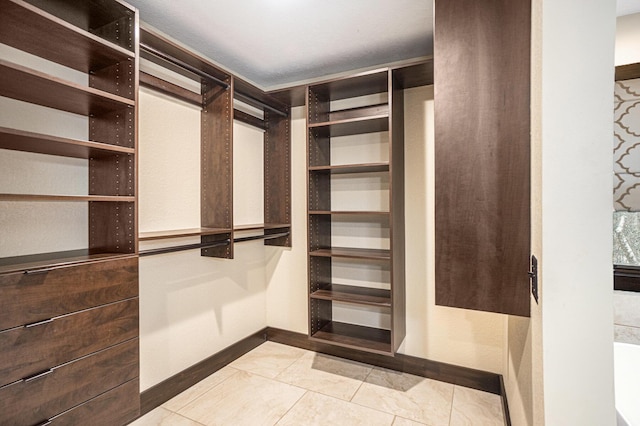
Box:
273;389;309;425
448;385;457;426
170;368;242;416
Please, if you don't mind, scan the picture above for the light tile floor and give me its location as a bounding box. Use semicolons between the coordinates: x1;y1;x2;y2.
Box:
131;342;505;426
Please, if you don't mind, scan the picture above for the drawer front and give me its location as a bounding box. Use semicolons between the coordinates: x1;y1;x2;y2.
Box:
0;256;138;331
49;378;140;426
0;338;138;426
0;297;138;387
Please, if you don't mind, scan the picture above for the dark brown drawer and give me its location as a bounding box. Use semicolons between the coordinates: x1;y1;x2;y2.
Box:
0;338;138;426
49;378;140;426
0;297;138;387
0;256;138;331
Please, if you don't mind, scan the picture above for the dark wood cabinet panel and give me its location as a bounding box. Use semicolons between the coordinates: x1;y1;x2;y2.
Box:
434;0;531;317
0;256;138;331
0;338;138;426
49;378;140;426
0;298;138;387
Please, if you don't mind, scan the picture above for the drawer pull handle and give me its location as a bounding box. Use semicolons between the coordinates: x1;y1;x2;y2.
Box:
24;368;53;383
25;318;53;328
35;421;51;426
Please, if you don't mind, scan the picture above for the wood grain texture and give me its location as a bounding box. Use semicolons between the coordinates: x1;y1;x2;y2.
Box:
0;0;133;73
0;126;134;158
201;78;233;259
140;71;201;106
434;0;531;316
0;256;138;331
264;109;292;247
615;63;640;82
0;338;138;426
0;59;133;115
614;265;640;292
49;378;139;426
311;321;392;355
0;298;138;387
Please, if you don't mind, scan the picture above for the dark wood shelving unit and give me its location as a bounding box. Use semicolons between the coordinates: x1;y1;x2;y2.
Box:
0;127;134;158
0;250;134;275
0;1;139;423
311;321;392;355
309;163;390;174
308;115;389;138
140;26;291;259
310;284;391;307
0;0;135;74
307;68;406;356
139;227;232;241
0;59;134;116
309;211;389;216
309;247;391;261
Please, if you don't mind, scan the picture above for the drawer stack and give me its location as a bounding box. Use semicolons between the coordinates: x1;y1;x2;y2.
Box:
0;0;140;423
0;258;140;425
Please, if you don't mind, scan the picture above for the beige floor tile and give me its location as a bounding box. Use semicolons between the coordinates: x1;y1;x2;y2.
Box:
351;367;454;426
277;391;394;426
275;351;372;400
129;407;205;426
392;416;426;425
450;386;505;426
162;366;239;412
178;370;305;426
229;341;308;378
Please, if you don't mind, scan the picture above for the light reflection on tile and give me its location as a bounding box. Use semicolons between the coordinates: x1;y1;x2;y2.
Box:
163;366;239;412
229;341;308;378
178;370;305;426
275;351;372;400
351;367;453;426
450;385;504;426
276;391;394;426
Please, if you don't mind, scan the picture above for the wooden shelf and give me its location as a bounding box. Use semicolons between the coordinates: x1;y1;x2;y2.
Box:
309;211;389;216
0;127;134;158
0;59;134;116
234;223;290;232
309;247;390;261
0;0;134;74
308;115;388;137
309;69;389;101
309;163;389;174
0;194;135;202
311;321;391;355
0;249;134;275
139;227;231;241
311;284;391;307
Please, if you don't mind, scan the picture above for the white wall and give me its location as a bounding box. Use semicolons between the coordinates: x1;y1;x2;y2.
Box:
533;0;616;424
138;85;269;390
615;13;640;66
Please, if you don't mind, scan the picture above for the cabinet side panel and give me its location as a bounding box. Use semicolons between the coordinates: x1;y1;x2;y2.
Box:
434;0;531;316
201;79;233;258
265;110;291;247
390;74;406;351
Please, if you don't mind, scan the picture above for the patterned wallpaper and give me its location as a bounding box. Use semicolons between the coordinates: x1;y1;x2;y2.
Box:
614;78;640;210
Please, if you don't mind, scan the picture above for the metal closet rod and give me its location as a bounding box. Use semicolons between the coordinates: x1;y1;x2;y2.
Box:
140;42;230;90
140;43;288;118
234;231;290;244
138;231;289;256
234;92;288;118
139;239;231;257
